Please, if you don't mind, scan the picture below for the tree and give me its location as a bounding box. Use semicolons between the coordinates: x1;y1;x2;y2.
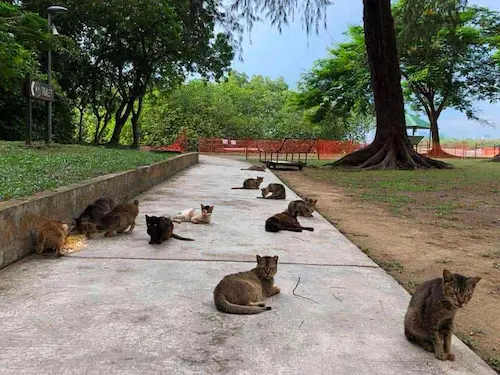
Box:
395;2;500;157
231;0;450;168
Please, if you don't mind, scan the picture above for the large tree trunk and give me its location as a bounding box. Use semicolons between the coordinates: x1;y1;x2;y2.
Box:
93;114;102;144
330;0;451;169
77;107;84;143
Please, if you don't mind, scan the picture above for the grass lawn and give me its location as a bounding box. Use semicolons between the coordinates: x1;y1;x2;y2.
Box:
274;158;500;372
0;141;175;201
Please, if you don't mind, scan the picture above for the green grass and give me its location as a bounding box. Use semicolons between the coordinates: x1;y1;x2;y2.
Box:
298;159;500;218
0;141;175;201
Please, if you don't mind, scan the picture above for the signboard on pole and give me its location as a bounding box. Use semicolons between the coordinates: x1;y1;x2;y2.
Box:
23;80;54;102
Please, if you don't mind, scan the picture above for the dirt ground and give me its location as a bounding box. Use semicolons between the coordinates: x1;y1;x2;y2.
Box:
275;168;500;372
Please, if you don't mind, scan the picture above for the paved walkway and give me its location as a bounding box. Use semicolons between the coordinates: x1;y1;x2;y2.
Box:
0;155;494;374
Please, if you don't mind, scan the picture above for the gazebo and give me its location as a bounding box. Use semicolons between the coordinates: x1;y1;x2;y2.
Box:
405;113;430;149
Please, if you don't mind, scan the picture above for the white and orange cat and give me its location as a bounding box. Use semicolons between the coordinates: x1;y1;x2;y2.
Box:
171;204;214;224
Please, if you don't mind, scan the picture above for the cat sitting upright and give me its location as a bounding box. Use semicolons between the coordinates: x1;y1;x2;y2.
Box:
171;204;214;224
146;215;194;244
259;183;286;199
404;269;481;361
265;210;314;233
213;255;280;314
232;177;264;190
35;220;70;257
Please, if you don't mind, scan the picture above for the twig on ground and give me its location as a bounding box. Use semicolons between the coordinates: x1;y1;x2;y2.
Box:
299;320;305;331
292;277;319;304
331;293;342;302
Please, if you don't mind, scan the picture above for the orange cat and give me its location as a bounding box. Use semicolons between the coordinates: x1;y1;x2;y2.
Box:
35;220;69;257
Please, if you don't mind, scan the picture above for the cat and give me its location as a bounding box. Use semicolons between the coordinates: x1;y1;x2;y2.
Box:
35;220;70;257
213;255;280;314
259;183;286;199
231;177;264;189
100;200;139;237
265;210;314;233
241;165;266;171
286;198;318;217
145;215;194;244
171;204;214;224
74;196;114;235
404;269;481;361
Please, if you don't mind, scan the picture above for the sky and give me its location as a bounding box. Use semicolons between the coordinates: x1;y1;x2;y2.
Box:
231;0;500;140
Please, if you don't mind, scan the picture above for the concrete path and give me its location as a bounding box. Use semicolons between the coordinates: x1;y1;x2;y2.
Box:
0;155;494;375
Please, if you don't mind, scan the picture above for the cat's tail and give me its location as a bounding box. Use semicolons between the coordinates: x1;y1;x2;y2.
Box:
231;187;245;189
300;226;314;231
172;233;195;241
214;294;271;315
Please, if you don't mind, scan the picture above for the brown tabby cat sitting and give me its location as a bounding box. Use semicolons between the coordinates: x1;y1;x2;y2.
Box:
232;177;264;189
74;197;114;237
265;210;314;233
214;255;280;314
259;183;286;199
404;269;481;361
286;198;318;217
100;200;139;237
241;165;266;171
35;220;70;257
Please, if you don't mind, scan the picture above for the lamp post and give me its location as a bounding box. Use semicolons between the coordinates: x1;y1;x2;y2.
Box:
46;5;68;145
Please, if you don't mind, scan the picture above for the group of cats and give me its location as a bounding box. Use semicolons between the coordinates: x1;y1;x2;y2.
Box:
34;162;482;363
219;164;482;363
233;165;318;233
35;196;214;256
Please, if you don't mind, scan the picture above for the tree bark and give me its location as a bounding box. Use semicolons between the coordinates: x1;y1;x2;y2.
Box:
329;0;451;169
131;96;144;149
93;114;102;144
425;109;457;158
77;107;84;143
108;96;136;146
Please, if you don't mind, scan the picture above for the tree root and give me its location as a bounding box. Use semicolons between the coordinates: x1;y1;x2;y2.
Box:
424;147;459;159
325;143;453;170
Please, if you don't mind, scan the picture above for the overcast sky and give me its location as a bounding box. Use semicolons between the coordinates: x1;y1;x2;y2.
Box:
231;0;500;139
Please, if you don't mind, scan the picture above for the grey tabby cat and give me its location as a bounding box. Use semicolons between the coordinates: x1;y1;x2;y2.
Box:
241;165;266;171
404;269;481;361
232;177;264;190
259;183;286;199
286;198;318;217
213;255;280;314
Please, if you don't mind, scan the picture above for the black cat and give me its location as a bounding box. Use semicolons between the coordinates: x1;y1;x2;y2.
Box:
74;197;114;234
145;215;194;244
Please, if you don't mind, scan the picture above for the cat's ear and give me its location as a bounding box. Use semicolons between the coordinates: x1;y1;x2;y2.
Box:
443;269;453;282
469;276;481;286
273;255;279;262
145;215;150;220
256;255;263;263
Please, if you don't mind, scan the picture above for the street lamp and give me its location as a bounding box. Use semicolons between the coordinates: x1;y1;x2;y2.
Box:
46;5;68;145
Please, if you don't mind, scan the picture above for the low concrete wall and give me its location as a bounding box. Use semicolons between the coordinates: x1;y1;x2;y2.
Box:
0;152;199;270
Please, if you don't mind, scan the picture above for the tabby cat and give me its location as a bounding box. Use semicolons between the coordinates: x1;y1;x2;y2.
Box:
74;196;114;235
171;204;214;224
286;198;318;217
213;255;280;314
231;177;264;190
260;183;286;199
240;165;266;171
100;200;139;237
35;220;69;257
265;210;314;233
145;215;194;244
404;269;481;361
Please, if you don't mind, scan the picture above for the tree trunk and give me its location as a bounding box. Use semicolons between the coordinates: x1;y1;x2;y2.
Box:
108;96;135;146
93;114;102;144
491;153;500;162
78;108;84;143
425;111;457;158
131;96;144;149
330;0;451;169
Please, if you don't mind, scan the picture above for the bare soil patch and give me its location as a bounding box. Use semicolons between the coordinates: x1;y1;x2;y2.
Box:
275;162;500;372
